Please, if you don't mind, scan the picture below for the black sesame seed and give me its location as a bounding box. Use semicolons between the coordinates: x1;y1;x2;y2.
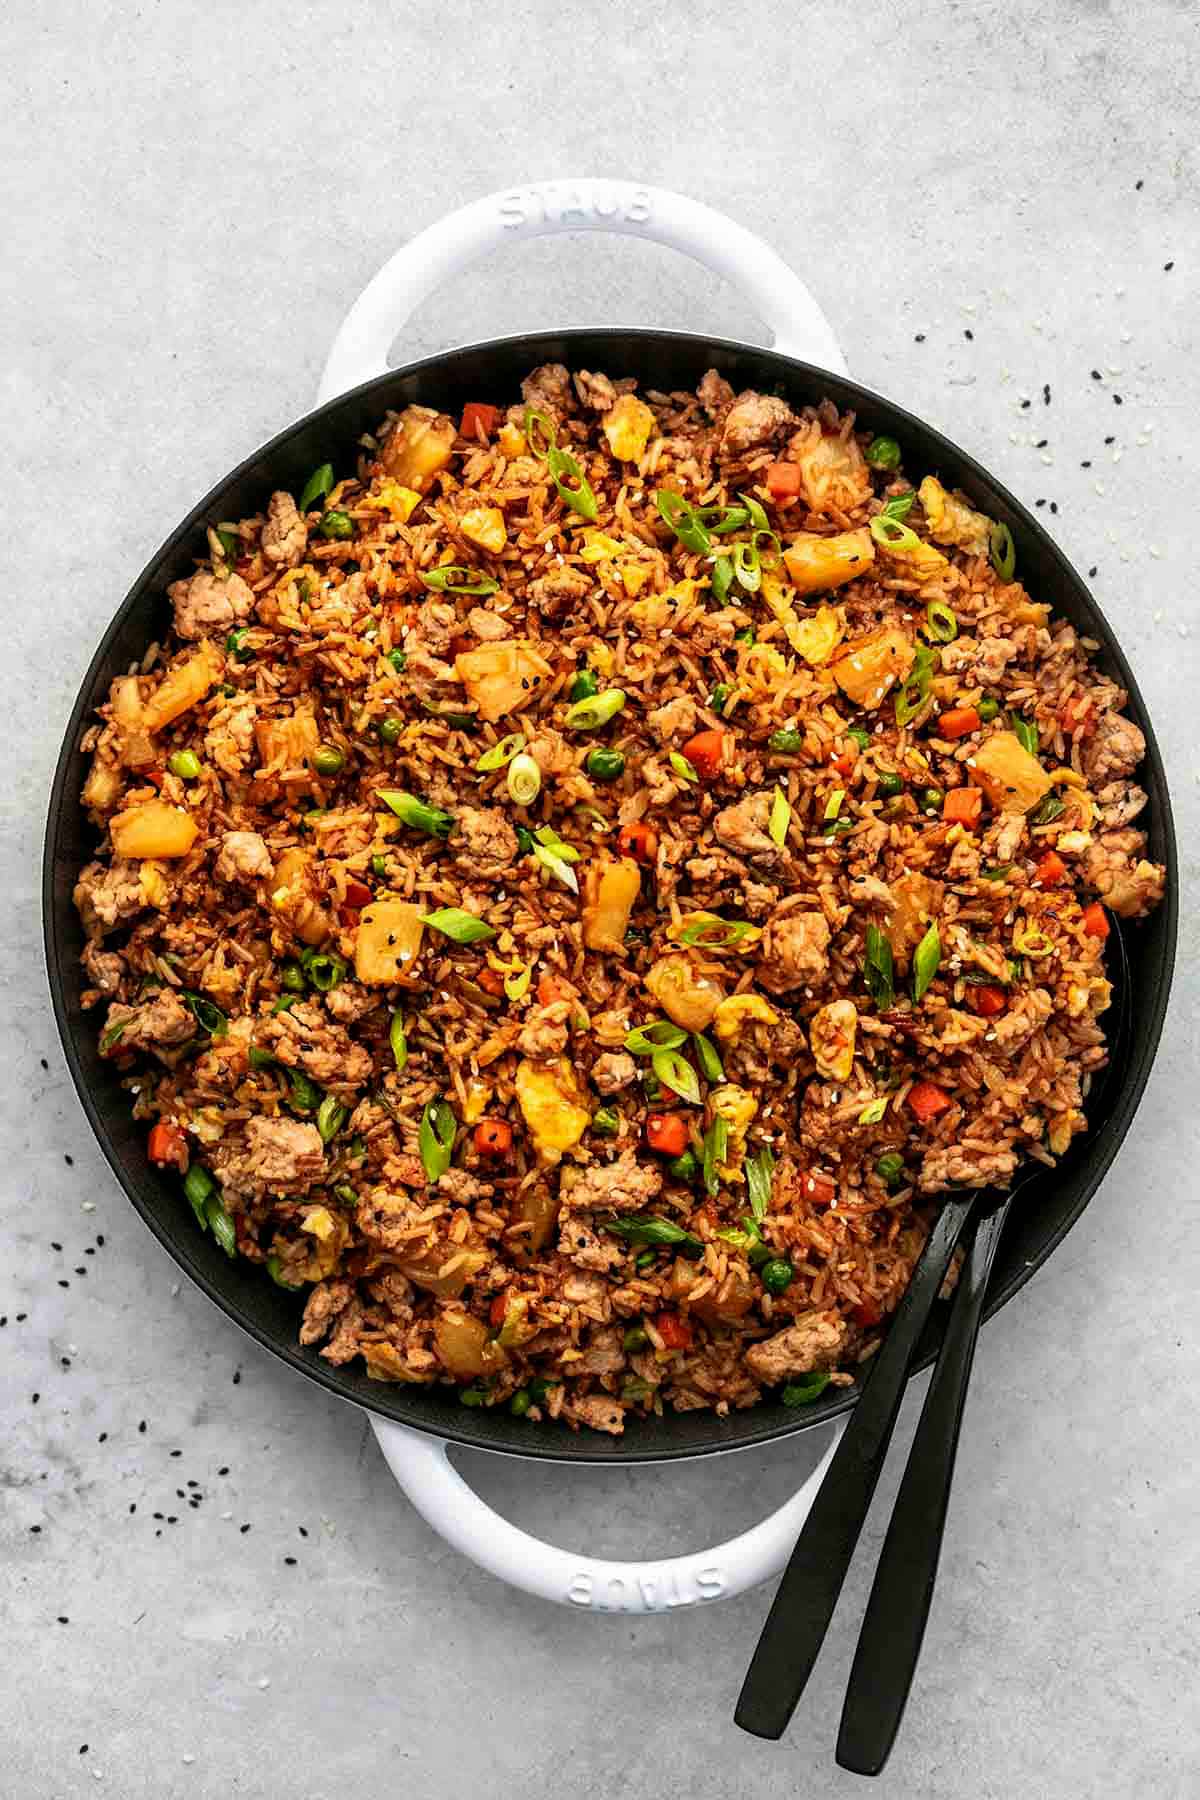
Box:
1035;439;1048;448
17;1313;26;1321
41;1058;49;1071
1164;261;1174;271
32;1393;40;1404
167;1516;178;1525
176;1489;185;1499
1088;565;1098;578
1113;394;1123;405
1081;460;1092;468
218;1466;230;1476
138;1421;147;1433
964;329;973;341
915;333;926;343
85;1247;95;1256
1091;370;1102;381
79;1746;88;1755
153;1512;163;1520
170;1449;182;1459
1043;384;1051;403
129;1503;136;1514
1050;502;1058;514
64;1155;73;1167
96;1236;104;1246
298;1526;308;1537
75;1267;86;1276
60;1356;71;1368
51;1241;62;1252
284;1556;298;1566
1035;499;1047;509
232;1371;241;1385
57;1279;69;1289
186;1480;199;1489
30;1524;41;1534
0;1317;6;1327
1104;435;1115;445
57;1616;69;1625
240;1523;251;1534
1136;179;1144;190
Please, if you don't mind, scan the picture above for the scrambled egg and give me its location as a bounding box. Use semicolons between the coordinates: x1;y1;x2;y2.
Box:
602;394;655;462
712;993;779;1044
809;999;858;1081
515;1058;590;1163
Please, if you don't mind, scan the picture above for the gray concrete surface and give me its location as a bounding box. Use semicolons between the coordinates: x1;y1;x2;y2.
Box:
3;1;1198;1794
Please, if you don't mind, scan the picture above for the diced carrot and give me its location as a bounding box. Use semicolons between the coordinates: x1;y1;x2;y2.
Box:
148;1120;188;1172
907;1079;952;1123
765;461;803;499
852;1298;882;1329
344;879;373;909
1081;902;1110;940
1036;851;1067;887
942;787;983;826
145;768;165;790
536;970;572;1005
938;706;981;740
1060;696;1093;735
799;1170;837;1208
654;1311;693;1350
474;1118;513;1159
617;821;658;866
829;748;856;779
476;966;507;998
646;1112;689;1157
460;402;500;440
680;729;727;782
968;984;1007;1018
488;1294;509;1327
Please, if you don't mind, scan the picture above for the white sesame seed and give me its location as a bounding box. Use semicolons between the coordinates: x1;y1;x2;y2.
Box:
1178;622;1190;637
1149;545;1163;559
1040;453;1053;466
182;1754;195;1765
1112;451;1122;464
1120;330;1133;344
82;1201;96;1213
1115;286;1126;297
1032;321;1043;332
1153;608;1164;623
1009;432;1020;445
1119;551;1132;563
1094;482;1106;497
258;1676;271;1689
1106;363;1122;375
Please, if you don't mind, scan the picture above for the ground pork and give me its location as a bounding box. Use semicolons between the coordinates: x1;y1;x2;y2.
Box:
573;369;617;411
467;606;512;641
697;368;734;418
590;1051;637;1094
757;900;831;994
214;830;273;886
558;1215;624;1272
81;941;125;993
261;490;307;567
299;1278;354;1346
646;694;700;743
101;988;194;1060
714;791;780;864
74;858;146;935
564;1393;625;1435
1095;781;1148;830
1085;711;1146;785
516;999;572;1060
413;599;457;655
562;1149;662;1214
261;1001;374;1090
221;1117;325;1199
521;363;574;418
918;1144;1020;1192
437;1168;494;1204
325;982;381;1024
204;701;257;777
168;568;254;641
1083;831;1164;917
720;390;795;455
744;1313;848;1385
453;805;519;878
526;564;592;620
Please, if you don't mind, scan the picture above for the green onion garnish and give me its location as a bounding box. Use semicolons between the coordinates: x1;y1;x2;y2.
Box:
266;1253;303;1291
1028;792;1066;826
533;824;580;862
703;502;751;535
547;445;598;520
298;464;334;511
989;520;1016;582
669;749;699;784
781;1372;832;1406
709;683;732;715
866;435;902;471
316;1095;347;1144
419;908;496;944
532;843;578;892
847;726;871;751
625;1019;688;1055
769;788;792;847
711;555;734;602
881;490;915;520
377;790;455;837
824;788;846;823
676;916;758;949
1012;715;1040;755
389;1011;408;1072
692;1032;724;1083
99;1019;127;1053
912;922;942;1002
702;1116;729;1197
304;952;347;993
894;645;937;728
655;490;711;554
522;406;557;459
183;1162;215;1227
745;1148;775;1221
767;729;804;755
858;1096;889;1124
419;565;499;595
738;491;770;531
247;1046;276;1071
731;540;762;593
863;923;895;1011
925;599;958;643
205;1195;237;1258
388;649;407;673
476;733;525;773
287;1069;323;1113
419;1098;457;1182
652;1047;702;1105
602;1214;704;1258
870;514;922;552
564;688;626;731
506;752;542;806
181;991;227;1038
317;510;354;541
980;864;1014;881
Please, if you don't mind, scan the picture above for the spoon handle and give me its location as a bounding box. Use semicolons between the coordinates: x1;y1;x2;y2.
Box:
834;1197;1011;1776
735;1192;976;1740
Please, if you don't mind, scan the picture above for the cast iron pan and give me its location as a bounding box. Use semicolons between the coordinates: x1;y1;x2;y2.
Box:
43;328;1178;1465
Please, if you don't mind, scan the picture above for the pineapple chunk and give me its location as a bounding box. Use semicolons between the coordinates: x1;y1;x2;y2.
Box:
109;798;198;860
459;506;507;554
400;1244;489;1298
112;675;145;729
82;756;124;812
354;900;426;984
884;871;943;969
582;855;641;953
497;422;525;458
969;730;1052;813
434;1312;508;1380
365;480;422;523
809;999;858;1081
918;477;991;554
646;955;725;1032
515;1058;590;1164
602;394;655;462
455;639;554;722
790;603;845;667
876;527;950;580
379;406;456;492
254;705;320;778
271;846;332;946
708;1083;758;1178
142;641;223;733
783;528;874;597
831;628;914;709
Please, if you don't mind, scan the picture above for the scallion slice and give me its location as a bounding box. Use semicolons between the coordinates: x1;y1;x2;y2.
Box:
674;914;758;949
506;752;542;806
989;520;1016;582
652;1047;702;1105
925;599;958;643
702;1116;729;1197
205;1195;237;1258
419;907;496;944
625;1020;688;1056
745;1148;775;1221
181;991;227;1038
377;790;455;837
1012;715;1040;755
419;565;499;596
769;788;792;847
475;733;525;773
389;1010;407;1072
858;1096;889;1124
316;1095;348;1144
870;514;922;552
863;923;895;1011
711;554;734;602
418;1098;457;1182
692;1032;724;1083
298;463;334;512
655;490;711;554
531;843;579;893
564;688;626;731
547;445;598;521
669;749;699;784
912;922;942;1002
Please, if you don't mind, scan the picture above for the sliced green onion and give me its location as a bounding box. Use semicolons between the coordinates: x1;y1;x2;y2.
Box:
782;1372;832;1406
531;843;578;893
167;749;201;781
388;648;407;673
215;527;239;565
225;625;252;661
99;1019;127;1053
317;510;354;541
635;1251;658;1273
281;962;306;992
738;491;770;531
913;922;942;1002
745;1148;775;1221
654;1060;703;1108
503;960;531;1002
702;1116;729;1197
1028;792;1066;827
298;464;334;512
419;1098;457;1182
602;1214;704;1258
205;1196;237;1258
377;790;454;837
858;1096;889;1124
569;668;599;704
823;788;846;823
181;991;226;1038
925;600;958;643
881;490;915;520
506;752;542;806
709;683;732;715
421;705;476;731
271;995;297;1015
734;625;757;646
317;1095;348;1144
387;1011;407;1072
313;744;346;777
980;863;1014;881
287;1069;323;1113
866;436;902;471
692;1032;724;1083
304;952;347;992
625;1020;689;1056
731;540;761;593
977;696;1000;723
419;907;496;944
1012;715;1040;756
875;1151;905;1189
564;688;626;731
894;649;935;728
711;555;734;602
533;824;579;862
863;923;895;1011
876;769;904;797
847;726;871;751
419;565;499;596
585;747;625;782
655;490;711;554
989;520;1016;582
333;1183;359;1206
870;514;922;552
522;406;556;459
266;1253;303;1291
183;1162;215;1226
676;915;758;949
669;749;699;784
769;788;792;847
476;733;526;773
247;1046;276;1072
703;503;751;535
591;1106;621;1137
547;445;598;520
768;729;804;754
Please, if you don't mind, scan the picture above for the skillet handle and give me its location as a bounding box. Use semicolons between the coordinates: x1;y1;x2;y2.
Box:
317;179;847;403
371;1415;845;1613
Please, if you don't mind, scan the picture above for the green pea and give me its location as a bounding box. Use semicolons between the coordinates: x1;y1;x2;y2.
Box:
667;1148;699;1184
388;648;407;673
377;717;402;745
760;1258;795;1295
709;683;731;714
591;1106;620;1137
570;668;599;704
510;1389;532;1418
281;962;306;993
734;626;756;646
876;1151;905;1189
768;729;804;754
978;696;1000;722
527;1378;557;1403
460;1387;487;1407
318;510;355;540
622;1326;649;1353
876;769;904;797
921;786;945;814
866;435;902;471
371;853;387;878
313;744;345;777
635;1249;658;1271
586;747;625;782
847;726;871;751
167;750;201;781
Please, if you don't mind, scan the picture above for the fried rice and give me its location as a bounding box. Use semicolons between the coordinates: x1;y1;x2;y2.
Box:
72;362;1166;1434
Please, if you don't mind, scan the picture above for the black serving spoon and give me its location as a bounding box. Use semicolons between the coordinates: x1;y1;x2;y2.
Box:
835;922;1130;1775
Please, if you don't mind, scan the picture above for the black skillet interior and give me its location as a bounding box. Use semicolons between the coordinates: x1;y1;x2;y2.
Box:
44;330;1178;1465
